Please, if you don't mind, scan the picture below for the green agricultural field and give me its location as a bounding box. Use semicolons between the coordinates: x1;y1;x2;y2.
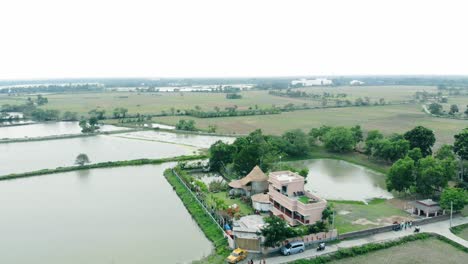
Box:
329;238;466;264
0;94;25;106
296;85;437;101
0;90;317;116
332;199;411;233
3;87;465;148
154;104;467;147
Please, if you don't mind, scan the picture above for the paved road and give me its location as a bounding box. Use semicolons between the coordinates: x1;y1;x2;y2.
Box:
241;216;468;264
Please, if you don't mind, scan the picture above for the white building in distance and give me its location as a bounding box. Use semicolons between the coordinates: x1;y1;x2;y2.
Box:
350;80;365;86
291;78;333;86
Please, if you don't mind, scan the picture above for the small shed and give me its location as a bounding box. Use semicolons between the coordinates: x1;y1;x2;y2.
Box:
251;193;271;212
410;199;444;217
232;215;265;252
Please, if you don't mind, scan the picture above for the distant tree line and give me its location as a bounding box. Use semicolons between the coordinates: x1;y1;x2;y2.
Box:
1;95;63;121
269;89;348;99
0;84;103;94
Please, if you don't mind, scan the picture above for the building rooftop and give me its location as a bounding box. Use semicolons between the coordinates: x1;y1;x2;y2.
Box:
269;171;304;183
251;193;269;203
232;215;265;234
416;199;439;207
228;165;268;189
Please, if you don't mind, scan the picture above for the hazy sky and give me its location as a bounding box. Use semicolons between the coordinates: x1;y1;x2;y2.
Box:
0;0;467;79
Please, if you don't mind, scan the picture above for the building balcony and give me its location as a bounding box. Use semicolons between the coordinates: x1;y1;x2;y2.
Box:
269;186;327;224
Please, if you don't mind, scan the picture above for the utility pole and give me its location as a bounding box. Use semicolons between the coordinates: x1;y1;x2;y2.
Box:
332;210;335;229
450;201;453;228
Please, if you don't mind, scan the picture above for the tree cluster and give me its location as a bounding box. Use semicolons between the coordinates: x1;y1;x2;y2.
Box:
260;213;331;247
225;93;242;99
112;107;128;119
209;129;311;175
365;131;412;163
79;117;100;133
310;125;363;153
30;109;60;121
175;119;196;131
386;127;468;198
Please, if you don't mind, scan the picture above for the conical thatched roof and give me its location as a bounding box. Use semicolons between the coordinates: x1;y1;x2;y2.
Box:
228;179;243;189
240;166;268;185
228;165;268;189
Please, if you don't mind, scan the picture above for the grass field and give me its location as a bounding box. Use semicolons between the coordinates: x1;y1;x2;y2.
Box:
333;199;411;233
329;238;466;264
2;87;466;147
208;191;254;216
450;223;468;241
0;90;319;115
1;86;435;112
154;104;467;147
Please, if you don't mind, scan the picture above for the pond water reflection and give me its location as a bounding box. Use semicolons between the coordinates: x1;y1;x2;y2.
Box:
289;159;392;201
0;121;127;139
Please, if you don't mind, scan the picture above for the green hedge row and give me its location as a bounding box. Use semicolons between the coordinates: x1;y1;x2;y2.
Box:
293;233;432;264
437;232;468;253
164;169;229;263
450;223;468;235
0;155;206;181
292;233;466;264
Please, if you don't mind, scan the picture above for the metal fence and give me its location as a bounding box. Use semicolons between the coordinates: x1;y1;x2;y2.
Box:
171;168;228;233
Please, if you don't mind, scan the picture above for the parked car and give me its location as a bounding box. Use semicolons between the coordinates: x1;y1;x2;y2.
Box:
226;248;248;263
280;241;305;256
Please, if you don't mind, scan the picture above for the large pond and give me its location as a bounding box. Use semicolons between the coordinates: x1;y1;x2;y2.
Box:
115;130;236;148
0;164;212;264
0;135;198;175
0;121;127;139
289;159;392;201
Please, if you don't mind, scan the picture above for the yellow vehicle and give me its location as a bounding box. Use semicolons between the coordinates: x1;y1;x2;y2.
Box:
226;248;248;263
